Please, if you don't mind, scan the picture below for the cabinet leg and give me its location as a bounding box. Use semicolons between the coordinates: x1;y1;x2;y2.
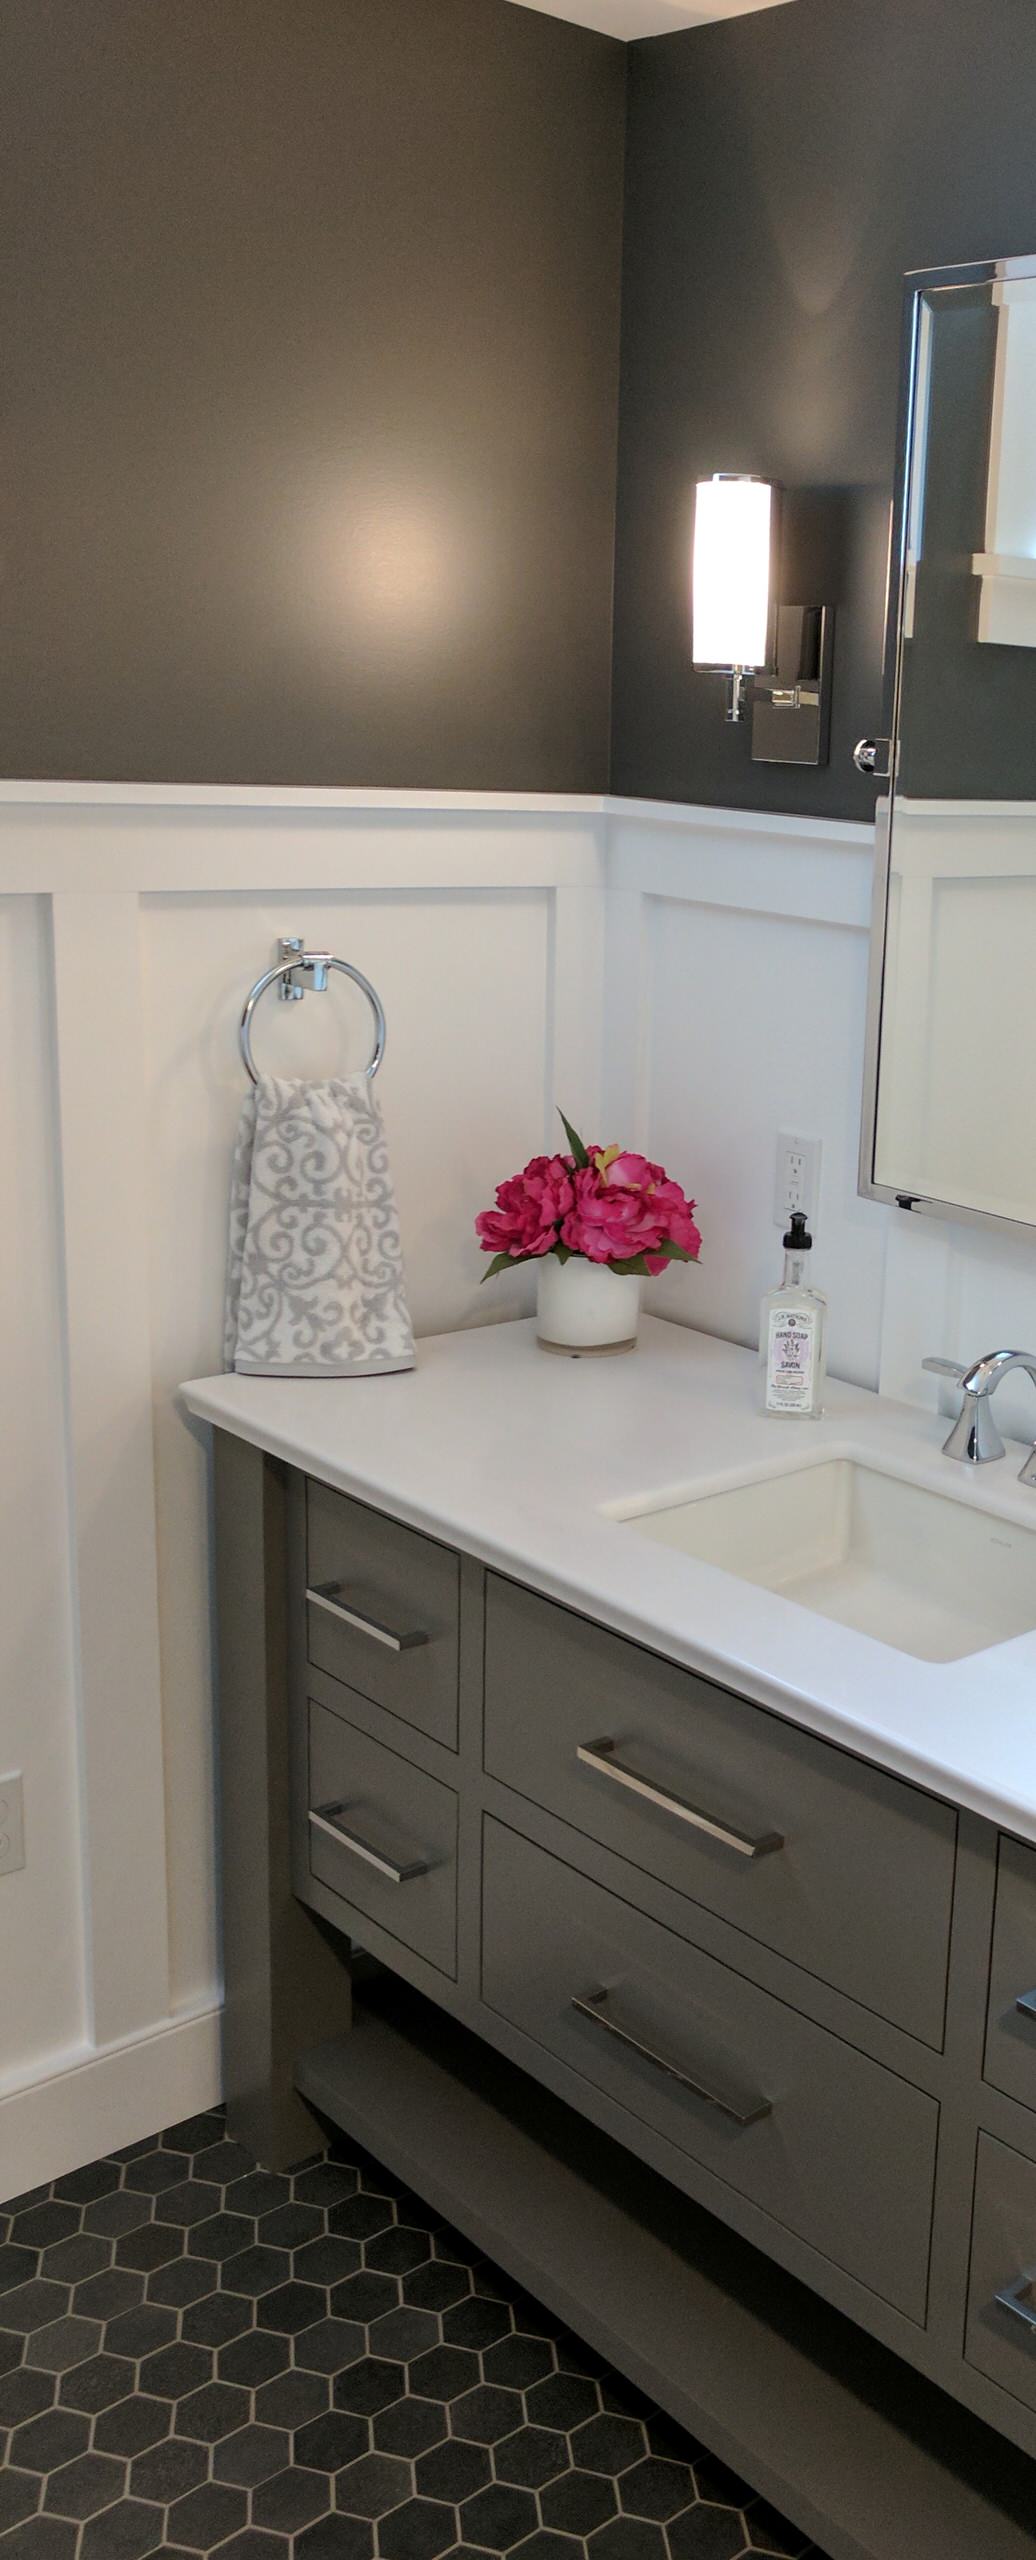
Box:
213;1431;353;2170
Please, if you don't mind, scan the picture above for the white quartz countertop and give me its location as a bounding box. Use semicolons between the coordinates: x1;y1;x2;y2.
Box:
181;1317;1036;1844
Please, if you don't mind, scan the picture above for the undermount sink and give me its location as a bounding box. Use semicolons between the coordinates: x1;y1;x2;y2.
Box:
616;1457;1036;1662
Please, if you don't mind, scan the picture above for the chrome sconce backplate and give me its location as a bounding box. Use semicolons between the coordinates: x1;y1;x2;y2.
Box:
751;604;834;765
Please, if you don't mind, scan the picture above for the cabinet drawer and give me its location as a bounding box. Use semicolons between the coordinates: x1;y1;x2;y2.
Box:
481;1820;936;2320
306;1481;459;1749
985;1837;1036;2114
304;1698;457;1975
484;1575;955;2046
966;2133;1036;2415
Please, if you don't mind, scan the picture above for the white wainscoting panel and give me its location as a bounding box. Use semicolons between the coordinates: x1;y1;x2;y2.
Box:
0;802;602;2195
142;877;575;2018
603;806;890;1391
50;893;171;2053
0;899;85;2092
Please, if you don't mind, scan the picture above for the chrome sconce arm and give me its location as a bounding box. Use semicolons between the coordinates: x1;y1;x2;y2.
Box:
725;667;752;725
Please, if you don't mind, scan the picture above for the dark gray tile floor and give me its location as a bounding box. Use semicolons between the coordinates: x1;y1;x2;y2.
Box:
0;2111;826;2560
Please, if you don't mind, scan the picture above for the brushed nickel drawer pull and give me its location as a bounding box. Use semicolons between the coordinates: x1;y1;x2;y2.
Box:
576;1737;784;1860
1016;1989;1036;2022
995;2272;1036;2337
571;1986;771;2128
309;1801;430;1884
307;1583;429;1653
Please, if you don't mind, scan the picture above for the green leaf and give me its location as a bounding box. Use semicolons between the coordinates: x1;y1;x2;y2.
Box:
553;1242;574;1264
601;1242;702;1278
605;1253;651;1277
479;1251;528;1282
557;1107;590;1168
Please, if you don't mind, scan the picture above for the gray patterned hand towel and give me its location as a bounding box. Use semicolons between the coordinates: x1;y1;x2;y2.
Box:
224;1073;415;1377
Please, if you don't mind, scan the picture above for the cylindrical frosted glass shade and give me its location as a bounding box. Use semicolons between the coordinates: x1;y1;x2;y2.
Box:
692;475;774;669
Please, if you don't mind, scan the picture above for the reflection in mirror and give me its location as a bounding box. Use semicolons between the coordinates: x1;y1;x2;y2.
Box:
866;258;1036;1233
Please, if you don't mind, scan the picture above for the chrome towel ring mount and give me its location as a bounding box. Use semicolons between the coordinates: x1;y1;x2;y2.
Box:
239;937;387;1086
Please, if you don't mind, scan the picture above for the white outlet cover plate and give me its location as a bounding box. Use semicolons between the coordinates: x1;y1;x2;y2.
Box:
774;1132;822;1227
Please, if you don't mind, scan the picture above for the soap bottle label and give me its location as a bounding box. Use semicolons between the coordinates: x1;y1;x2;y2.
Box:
766;1307;818;1413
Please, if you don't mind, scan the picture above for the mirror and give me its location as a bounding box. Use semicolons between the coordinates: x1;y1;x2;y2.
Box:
862;254;1036;1237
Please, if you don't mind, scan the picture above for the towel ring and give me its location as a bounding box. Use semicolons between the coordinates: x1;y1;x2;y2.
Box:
239;950;387;1086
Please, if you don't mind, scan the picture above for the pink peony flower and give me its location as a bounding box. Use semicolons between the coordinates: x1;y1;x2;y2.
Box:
475;1115;701;1277
561;1165;669;1266
475;1153;575;1259
561;1149;702;1274
639;1172;702;1260
657;1202;702;1256
598;1150;656;1189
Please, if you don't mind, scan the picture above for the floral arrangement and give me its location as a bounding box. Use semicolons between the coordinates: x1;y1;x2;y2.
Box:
476;1111;701;1280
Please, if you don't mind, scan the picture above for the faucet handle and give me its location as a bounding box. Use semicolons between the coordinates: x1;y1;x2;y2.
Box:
922;1357;965;1382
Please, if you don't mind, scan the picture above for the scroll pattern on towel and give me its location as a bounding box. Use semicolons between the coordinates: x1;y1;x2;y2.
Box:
224;1073;415;1377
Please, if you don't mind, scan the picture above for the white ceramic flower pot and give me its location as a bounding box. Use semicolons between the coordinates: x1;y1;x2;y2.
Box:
536;1255;641;1356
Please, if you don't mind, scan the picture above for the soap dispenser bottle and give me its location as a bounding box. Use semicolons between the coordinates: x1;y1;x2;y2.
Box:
761;1211;827;1417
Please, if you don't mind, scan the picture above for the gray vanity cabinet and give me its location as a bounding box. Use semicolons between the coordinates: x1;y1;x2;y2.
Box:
985;1835;1036;2115
967;2134;1036;2416
212;1438;1036;2560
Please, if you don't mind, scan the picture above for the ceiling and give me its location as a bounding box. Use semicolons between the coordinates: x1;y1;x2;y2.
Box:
507;0;792;40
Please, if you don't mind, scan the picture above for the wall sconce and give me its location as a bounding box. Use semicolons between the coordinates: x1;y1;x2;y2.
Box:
691;472;833;765
692;474;776;724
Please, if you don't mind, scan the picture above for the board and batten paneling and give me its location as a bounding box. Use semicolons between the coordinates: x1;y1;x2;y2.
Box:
601;801;1036;1451
0;898;84;2087
602;803;890;1393
0;796;602;2197
143;876;578;2017
8;782;1036;2201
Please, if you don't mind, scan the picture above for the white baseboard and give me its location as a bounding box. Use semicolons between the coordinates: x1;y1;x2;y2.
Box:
0;2003;222;2203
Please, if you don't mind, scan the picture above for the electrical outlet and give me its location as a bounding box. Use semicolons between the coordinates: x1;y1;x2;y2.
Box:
0;1774;25;1877
774;1132;822;1227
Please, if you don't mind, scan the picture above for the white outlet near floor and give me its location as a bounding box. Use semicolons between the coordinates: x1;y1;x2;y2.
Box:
774;1131;822;1227
0;1773;25;1876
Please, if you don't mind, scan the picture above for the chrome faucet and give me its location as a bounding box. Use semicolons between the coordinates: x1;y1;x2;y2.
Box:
923;1349;1036;1484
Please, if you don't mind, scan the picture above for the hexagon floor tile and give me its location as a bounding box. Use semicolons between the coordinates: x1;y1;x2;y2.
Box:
0;2113;828;2560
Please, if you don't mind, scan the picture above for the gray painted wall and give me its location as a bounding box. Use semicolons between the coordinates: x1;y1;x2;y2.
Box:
610;0;1036;819
0;0;624;788
13;0;1036;811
